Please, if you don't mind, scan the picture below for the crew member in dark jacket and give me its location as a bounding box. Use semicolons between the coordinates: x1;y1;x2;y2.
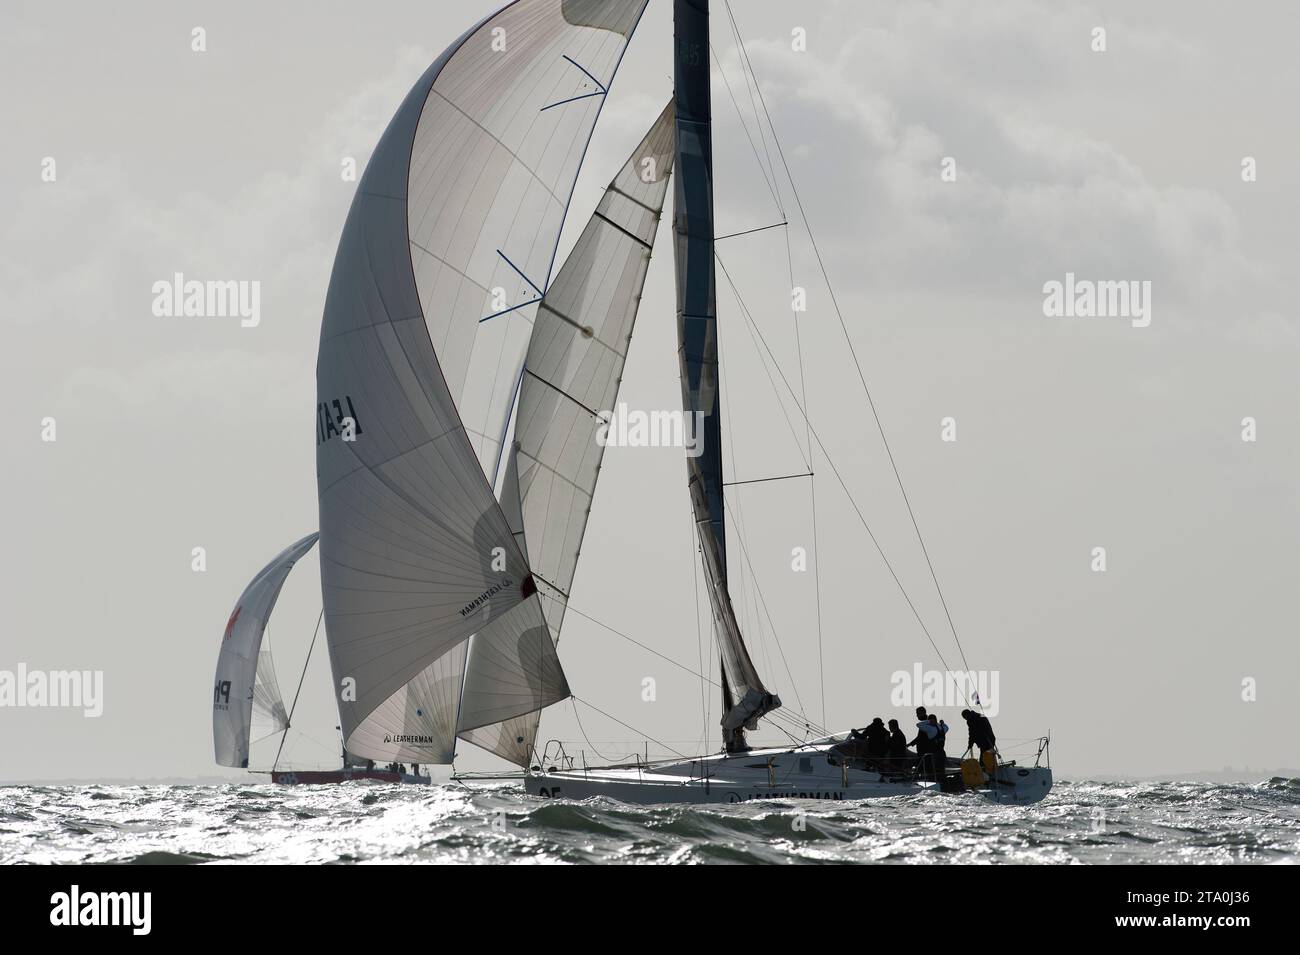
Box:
887;719;909;758
885;718;910;770
862;717;890;759
961;709;996;761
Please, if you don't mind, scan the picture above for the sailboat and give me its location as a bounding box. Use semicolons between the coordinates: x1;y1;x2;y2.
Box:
215;0;1052;804
211;533;430;783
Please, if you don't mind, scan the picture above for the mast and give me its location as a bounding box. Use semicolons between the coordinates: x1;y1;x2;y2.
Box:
673;0;780;752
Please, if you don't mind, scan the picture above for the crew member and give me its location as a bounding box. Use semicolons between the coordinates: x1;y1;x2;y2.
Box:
961;708;996;763
863;717;890;759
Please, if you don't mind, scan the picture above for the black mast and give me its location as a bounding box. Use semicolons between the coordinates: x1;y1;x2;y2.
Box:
674;0;779;752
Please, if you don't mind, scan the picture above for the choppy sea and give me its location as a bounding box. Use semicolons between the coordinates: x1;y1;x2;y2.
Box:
2;779;1296;865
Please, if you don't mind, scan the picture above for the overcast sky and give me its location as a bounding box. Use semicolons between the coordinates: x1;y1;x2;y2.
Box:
3;0;1298;783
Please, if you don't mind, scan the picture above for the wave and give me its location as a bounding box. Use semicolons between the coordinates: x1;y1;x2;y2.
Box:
0;780;1296;865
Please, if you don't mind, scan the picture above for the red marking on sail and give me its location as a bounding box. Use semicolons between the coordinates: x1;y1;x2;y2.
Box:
224;606;241;641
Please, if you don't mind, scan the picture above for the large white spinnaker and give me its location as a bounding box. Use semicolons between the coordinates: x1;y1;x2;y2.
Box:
213;532;319;769
459;102;677;765
315;0;648;765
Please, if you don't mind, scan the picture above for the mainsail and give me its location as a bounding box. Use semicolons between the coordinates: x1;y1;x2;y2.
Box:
213;532;318;769
315;0;648;764
460;101;678;765
673;0;779;751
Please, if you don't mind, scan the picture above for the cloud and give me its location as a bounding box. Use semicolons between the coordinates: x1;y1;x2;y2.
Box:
0;45;433;343
709;0;1270;316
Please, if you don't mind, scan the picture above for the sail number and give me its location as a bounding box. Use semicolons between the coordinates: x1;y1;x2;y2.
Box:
317;397;363;445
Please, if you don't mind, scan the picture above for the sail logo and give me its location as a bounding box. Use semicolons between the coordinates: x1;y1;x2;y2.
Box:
0;665;103;718
459;578;515;617
212;679;232;709
890;664;999;717
317;397;363;446
728;790;844;802
49;885;151;935
150;272;261;327
383;734;435;745
1042;272;1152;328
595;402;706;458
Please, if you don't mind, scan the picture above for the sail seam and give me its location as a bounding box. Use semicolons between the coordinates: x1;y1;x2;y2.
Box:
407;239;492;292
316;425;468;499
514;446;595;502
529;571;570;600
606;184;659;214
592;210;653;249
426;88;567;209
318;311;425;348
522;367;603;419
538;302;629;360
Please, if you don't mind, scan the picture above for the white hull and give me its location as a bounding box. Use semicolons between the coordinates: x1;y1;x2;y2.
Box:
519;742;1052;806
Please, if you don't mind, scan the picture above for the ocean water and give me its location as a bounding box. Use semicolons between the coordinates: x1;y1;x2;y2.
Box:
2;779;1297;865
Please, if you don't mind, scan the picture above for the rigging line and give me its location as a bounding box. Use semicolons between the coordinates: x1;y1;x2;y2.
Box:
568;698;619;763
273;608;325;773
570;695;689;759
709;40;783;217
547;594;716;685
803;366;827;730
715;221;788;242
716;252;965;696
720;6;785;219
724;471;812;487
544;590;824;735
543;595;717;686
720;494;807;718
691;508;708;743
703;574;715;752
723;0;975;682
784;190;826;731
283;728;341;761
715;349;763;681
714;285;826;729
768;719;808;749
721;289;812;474
767;708;826;741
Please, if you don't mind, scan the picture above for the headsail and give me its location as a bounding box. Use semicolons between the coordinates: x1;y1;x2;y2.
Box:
213;532;318;769
460;101;678;766
673;0;779;751
315;0;648;764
